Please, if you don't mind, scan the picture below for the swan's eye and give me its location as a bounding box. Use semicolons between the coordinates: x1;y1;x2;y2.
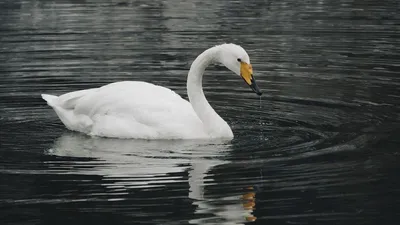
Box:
237;58;241;62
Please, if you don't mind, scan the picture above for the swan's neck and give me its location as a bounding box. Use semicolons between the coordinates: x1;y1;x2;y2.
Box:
187;47;232;137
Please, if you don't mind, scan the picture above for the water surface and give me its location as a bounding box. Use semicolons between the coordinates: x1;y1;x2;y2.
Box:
1;0;400;224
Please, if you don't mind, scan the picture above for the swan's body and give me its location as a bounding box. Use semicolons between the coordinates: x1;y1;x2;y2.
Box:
42;81;214;139
42;43;261;139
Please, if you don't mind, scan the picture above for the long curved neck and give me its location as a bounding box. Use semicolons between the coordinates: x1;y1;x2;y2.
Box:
187;47;230;136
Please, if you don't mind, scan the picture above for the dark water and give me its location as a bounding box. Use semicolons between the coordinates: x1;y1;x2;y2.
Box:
1;0;400;224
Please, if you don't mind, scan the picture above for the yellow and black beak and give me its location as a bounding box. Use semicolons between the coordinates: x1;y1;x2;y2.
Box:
240;62;262;96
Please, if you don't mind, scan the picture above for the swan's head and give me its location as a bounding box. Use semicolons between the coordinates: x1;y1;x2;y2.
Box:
217;43;262;96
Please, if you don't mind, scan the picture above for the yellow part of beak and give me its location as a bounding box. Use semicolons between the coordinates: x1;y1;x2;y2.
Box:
240;62;253;85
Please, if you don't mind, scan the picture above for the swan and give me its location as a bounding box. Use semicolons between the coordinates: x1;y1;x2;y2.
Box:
41;43;262;139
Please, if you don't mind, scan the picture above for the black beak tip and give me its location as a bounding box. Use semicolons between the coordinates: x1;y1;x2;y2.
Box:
250;82;262;96
246;75;262;96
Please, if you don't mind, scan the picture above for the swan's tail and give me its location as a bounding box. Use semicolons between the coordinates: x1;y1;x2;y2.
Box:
41;93;93;133
42;93;76;131
41;94;59;107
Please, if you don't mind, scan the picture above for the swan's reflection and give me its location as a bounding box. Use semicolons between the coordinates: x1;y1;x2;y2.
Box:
46;133;256;224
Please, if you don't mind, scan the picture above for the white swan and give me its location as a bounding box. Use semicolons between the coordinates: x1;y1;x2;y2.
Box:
42;43;262;139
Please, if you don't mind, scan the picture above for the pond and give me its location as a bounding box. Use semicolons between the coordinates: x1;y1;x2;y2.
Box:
0;0;399;224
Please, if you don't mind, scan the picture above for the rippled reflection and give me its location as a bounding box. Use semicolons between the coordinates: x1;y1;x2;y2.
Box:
46;134;230;186
45;134;256;224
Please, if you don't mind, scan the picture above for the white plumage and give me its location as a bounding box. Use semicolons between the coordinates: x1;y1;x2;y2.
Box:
43;81;205;139
42;43;259;139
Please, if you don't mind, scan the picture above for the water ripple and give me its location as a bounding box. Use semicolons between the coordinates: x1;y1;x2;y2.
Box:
1;0;399;224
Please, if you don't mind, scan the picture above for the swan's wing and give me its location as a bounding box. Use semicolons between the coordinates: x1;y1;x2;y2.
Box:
70;81;204;139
